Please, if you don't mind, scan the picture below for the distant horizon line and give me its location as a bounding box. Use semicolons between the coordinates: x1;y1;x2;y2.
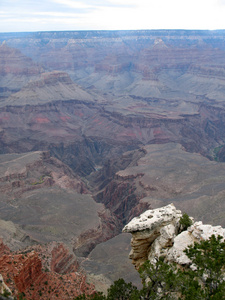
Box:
1;28;225;35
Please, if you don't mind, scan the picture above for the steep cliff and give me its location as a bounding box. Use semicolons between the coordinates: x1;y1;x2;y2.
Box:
123;204;225;269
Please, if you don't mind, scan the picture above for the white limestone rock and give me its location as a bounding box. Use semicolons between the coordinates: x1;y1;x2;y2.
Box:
168;222;225;265
167;231;195;265
188;221;225;240
123;203;225;269
123;203;182;268
123;203;182;233
148;223;176;261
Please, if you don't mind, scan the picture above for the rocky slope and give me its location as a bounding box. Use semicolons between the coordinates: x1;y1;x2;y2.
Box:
0;239;95;299
94;143;225;227
1;70;98;107
123;203;225;269
0;151;120;257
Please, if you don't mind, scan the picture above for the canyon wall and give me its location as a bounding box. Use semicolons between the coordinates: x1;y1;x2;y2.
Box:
1;30;225;290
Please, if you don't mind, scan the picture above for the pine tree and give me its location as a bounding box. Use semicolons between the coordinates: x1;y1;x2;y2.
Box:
75;234;225;300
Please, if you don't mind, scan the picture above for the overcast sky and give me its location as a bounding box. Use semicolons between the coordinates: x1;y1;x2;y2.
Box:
1;0;225;32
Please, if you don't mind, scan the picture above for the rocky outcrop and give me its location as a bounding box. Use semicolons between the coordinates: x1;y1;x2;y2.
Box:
50;242;79;274
123;204;182;268
23;242;80;274
123;204;225;269
168;221;225;265
0;240;95;299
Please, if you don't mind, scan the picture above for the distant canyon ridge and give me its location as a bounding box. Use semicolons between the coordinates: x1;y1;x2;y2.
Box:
1;30;225;296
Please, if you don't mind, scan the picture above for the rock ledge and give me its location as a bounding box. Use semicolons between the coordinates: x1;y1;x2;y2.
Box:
123;204;225;269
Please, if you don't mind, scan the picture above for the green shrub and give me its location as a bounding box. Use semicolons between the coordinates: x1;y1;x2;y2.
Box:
179;213;193;231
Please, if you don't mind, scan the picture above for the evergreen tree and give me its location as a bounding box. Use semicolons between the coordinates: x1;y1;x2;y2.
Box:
182;234;225;299
138;257;181;299
75;234;225;300
107;278;139;300
179;213;193;231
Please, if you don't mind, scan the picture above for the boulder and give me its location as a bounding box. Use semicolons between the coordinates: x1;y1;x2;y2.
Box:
123;203;225;269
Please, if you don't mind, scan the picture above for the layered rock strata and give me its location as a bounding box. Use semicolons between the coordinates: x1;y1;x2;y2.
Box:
123;204;225;269
0;240;95;299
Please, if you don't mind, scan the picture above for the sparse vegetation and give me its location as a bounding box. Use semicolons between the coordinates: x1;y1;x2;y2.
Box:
2;288;11;298
213;145;224;161
31;175;45;185
107;278;138;300
18;292;26;300
74;235;225;299
179;212;193;231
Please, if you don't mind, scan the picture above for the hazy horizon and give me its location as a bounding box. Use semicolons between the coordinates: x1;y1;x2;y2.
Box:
1;0;225;33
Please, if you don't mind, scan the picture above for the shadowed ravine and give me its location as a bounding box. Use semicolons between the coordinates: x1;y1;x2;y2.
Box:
1;30;225;296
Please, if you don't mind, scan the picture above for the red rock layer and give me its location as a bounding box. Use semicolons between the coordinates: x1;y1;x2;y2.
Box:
50;243;79;274
0;241;95;299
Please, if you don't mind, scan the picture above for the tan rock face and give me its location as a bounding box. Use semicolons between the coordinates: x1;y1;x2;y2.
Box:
123;204;225;269
123;204;182;268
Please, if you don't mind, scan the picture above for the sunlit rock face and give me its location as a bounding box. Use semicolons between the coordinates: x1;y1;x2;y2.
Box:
123;204;225;269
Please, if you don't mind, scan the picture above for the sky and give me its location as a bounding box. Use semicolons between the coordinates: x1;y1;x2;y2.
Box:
1;0;225;32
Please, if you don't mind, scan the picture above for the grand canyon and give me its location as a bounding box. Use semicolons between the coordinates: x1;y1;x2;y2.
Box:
1;30;225;298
